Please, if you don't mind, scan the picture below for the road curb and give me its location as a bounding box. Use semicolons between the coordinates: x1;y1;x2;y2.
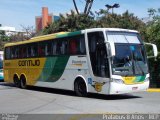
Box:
147;88;160;92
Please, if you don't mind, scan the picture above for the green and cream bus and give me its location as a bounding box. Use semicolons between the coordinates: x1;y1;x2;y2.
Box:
4;28;157;96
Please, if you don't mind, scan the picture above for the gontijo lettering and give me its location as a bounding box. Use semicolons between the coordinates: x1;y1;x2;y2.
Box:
72;60;86;64
18;60;40;66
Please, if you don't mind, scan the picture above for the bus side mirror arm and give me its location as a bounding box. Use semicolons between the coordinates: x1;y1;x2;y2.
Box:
105;41;115;57
144;42;158;58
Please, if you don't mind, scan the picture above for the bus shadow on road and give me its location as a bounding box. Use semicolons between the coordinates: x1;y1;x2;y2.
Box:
0;82;15;88
26;86;141;100
0;83;142;100
87;93;142;100
27;85;76;96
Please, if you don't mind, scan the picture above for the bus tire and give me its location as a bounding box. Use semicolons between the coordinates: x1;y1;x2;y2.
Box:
20;75;27;89
74;78;87;97
13;75;21;88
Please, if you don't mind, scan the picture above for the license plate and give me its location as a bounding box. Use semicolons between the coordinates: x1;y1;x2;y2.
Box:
132;87;138;90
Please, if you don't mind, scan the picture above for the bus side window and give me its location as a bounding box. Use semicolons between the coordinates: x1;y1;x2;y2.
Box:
5;47;11;59
12;46;19;59
27;45;31;57
45;41;52;56
19;46;23;58
23;47;27;58
79;35;86;54
31;47;34;57
61;40;68;55
38;42;45;57
31;44;38;57
56;40;63;55
52;41;57;55
69;39;77;55
20;46;27;58
11;47;14;59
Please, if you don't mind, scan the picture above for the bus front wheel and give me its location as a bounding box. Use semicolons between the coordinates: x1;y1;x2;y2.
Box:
74;79;87;97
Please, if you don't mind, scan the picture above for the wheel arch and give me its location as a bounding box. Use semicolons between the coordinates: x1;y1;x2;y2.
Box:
73;75;88;92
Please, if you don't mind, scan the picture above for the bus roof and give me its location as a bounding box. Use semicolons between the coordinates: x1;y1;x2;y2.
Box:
83;28;139;33
4;28;139;47
4;31;82;47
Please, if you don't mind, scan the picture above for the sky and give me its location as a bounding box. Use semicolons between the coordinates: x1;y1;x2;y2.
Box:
0;0;160;31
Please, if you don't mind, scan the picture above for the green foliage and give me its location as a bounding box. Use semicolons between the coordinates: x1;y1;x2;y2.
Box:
0;30;10;41
145;8;160;51
43;11;96;35
98;10;145;32
0;31;9;50
42;10;146;36
144;8;160;87
146;19;160;46
0;25;36;50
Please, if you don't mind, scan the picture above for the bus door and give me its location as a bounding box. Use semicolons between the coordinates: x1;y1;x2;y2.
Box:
87;31;110;92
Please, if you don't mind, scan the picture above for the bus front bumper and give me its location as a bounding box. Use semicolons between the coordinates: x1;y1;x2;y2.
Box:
109;81;149;94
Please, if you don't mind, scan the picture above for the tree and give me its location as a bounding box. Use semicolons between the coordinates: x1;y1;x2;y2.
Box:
42;9;146;37
0;30;10;50
0;30;10;41
42;10;96;35
97;10;145;32
145;8;160;88
145;8;160;50
148;8;157;18
20;25;36;39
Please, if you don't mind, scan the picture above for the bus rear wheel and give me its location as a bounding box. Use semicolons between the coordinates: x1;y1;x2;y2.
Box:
20;75;27;89
74;79;87;97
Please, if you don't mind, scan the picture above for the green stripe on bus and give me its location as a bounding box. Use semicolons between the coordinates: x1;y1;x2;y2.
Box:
56;31;81;38
37;57;57;82
38;56;70;82
134;76;146;83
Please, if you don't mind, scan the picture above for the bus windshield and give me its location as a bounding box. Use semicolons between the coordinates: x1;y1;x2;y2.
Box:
112;44;148;76
107;31;148;76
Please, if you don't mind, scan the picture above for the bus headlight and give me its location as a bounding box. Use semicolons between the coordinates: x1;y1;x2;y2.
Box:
112;79;124;84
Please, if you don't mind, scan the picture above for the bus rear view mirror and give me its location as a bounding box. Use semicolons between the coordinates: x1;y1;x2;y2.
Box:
105;41;115;57
152;44;158;57
144;42;158;58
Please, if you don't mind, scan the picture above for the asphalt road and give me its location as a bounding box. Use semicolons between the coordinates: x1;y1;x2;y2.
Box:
0;82;160;114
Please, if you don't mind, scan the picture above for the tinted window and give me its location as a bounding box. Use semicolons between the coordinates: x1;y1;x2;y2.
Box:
4;34;86;59
19;46;27;58
45;41;52;56
69;35;86;55
5;47;11;59
11;46;19;59
38;42;46;57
